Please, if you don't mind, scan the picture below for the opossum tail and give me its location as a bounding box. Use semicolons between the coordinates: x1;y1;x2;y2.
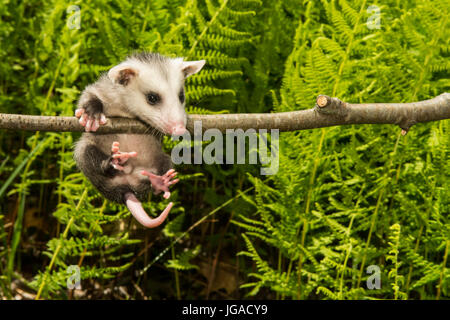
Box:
124;192;172;228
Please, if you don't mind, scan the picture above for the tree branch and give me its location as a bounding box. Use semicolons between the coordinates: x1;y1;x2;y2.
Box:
0;93;448;134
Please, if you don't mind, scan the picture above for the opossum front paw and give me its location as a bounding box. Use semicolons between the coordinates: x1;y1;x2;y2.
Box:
141;169;179;199
110;141;137;170
75;108;107;132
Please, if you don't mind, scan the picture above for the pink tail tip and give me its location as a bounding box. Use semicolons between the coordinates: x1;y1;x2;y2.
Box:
125;192;173;228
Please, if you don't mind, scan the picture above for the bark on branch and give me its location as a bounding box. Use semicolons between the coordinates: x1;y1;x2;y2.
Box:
0;93;448;134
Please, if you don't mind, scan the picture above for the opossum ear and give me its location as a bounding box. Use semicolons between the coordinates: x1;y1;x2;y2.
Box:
108;64;139;86
181;60;206;78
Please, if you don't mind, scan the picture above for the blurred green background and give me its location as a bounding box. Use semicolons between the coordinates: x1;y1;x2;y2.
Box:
0;0;448;299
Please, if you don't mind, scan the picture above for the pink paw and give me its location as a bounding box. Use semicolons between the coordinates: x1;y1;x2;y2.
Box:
141;169;179;199
110;141;137;170
75;108;107;132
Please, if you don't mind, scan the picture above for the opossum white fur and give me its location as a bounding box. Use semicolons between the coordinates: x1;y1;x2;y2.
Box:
74;52;205;228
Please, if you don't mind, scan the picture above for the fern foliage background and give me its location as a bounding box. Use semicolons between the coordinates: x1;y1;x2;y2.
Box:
0;0;448;299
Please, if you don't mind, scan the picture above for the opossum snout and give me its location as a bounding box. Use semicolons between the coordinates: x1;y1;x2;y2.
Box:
169;122;186;135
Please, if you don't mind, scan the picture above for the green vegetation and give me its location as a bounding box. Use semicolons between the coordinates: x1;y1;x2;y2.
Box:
0;0;448;299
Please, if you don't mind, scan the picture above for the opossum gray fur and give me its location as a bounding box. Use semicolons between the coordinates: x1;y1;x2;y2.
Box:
74;52;205;228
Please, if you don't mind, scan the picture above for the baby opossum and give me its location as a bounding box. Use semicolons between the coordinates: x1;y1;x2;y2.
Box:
74;52;205;228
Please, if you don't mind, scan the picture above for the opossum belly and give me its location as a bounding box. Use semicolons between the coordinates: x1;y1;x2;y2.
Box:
110;134;167;191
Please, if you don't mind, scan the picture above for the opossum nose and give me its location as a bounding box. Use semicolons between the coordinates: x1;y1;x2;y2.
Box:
171;123;186;135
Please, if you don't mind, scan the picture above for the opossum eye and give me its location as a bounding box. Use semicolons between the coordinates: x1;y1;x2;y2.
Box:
179;89;185;103
146;92;161;105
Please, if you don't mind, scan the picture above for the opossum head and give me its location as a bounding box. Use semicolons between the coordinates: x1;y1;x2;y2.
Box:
107;52;205;135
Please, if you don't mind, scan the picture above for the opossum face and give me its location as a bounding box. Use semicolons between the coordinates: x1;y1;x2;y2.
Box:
108;55;205;135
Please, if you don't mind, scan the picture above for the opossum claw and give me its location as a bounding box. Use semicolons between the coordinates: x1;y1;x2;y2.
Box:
125;192;172;228
75;107;107;132
141;169;179;197
110;141;137;170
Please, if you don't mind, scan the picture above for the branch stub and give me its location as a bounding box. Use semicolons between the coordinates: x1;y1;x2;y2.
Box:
316;95;330;108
